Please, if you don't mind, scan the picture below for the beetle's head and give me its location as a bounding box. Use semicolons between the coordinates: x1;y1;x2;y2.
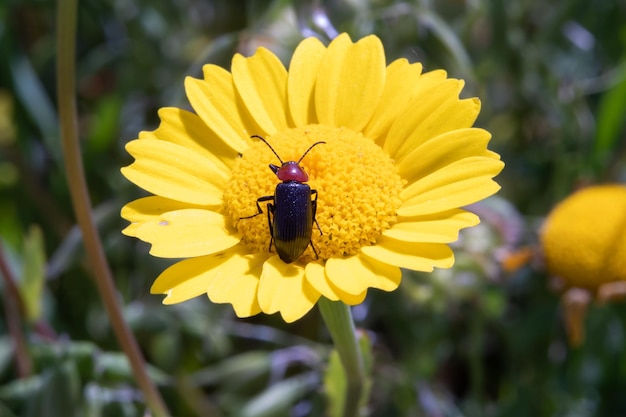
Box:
270;162;308;183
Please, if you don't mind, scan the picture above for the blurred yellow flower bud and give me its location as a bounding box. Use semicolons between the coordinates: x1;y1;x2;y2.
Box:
541;184;626;290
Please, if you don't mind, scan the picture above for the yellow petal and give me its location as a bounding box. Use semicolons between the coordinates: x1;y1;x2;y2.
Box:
383;209;479;242
304;261;368;304
151;247;262;317
257;256;321;323
134;209;240;258
416;69;448;84
151;257;215;303
325;254;402;295
185;66;255;154
384;78;480;162
121;139;227;205
315;33;386;131
361;237;454;271
288;37;326;126
206;250;265;317
333;286;367;306
399;157;504;216
121;196;212;237
363;58;423;142
397;128;496;182
305;261;339;301
141;107;239;168
232;49;290;135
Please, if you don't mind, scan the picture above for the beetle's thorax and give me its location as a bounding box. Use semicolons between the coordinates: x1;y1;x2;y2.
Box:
270;162;309;182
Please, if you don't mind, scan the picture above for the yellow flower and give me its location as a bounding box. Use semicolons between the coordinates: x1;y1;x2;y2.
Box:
540;184;626;290
121;34;504;322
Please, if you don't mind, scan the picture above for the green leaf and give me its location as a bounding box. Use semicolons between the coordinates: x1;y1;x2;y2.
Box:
324;331;374;417
0;336;14;376
187;351;272;389
593;63;626;164
239;372;319;417
357;331;373;408
46;201;119;280
83;383;142;417
20;225;46;322
9;53;61;163
86;95;122;153
0;400;19;417
0;374;44;401
0;360;83;417
95;352;169;385
418;10;473;79
25;361;81;417
324;349;346;417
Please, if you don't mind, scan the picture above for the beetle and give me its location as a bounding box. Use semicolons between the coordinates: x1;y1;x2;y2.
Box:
240;135;325;263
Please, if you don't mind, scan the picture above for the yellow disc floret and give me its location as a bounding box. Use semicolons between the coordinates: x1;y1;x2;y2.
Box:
540;184;626;289
223;124;405;262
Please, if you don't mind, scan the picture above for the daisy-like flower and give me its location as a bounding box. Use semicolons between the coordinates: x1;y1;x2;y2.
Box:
121;33;504;323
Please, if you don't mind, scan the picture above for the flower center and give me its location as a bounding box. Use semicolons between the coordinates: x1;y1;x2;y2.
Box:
223;124;404;262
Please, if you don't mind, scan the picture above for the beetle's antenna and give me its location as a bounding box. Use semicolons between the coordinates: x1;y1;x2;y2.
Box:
297;141;326;164
251;135;283;164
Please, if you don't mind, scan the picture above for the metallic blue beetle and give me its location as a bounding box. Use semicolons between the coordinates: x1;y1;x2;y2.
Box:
240;135;325;263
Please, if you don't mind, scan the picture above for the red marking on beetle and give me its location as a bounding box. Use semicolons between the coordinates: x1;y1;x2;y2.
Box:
274;162;308;182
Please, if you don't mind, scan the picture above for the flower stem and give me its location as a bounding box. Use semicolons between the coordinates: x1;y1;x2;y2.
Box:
56;1;170;416
318;297;365;417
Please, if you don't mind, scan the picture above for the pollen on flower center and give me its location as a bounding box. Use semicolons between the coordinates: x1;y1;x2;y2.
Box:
223;124;405;262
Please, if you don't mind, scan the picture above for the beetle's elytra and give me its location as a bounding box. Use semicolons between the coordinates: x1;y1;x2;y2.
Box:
240;135;325;263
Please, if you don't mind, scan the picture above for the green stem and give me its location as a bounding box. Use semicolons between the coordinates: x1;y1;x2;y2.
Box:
318;297;365;417
56;1;170;416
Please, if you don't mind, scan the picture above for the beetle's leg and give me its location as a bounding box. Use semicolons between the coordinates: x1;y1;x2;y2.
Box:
309;240;320;259
267;202;275;253
308;189;321;259
239;195;274;219
311;189;322;235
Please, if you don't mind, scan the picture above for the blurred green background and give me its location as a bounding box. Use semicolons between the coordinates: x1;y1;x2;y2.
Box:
1;0;626;416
